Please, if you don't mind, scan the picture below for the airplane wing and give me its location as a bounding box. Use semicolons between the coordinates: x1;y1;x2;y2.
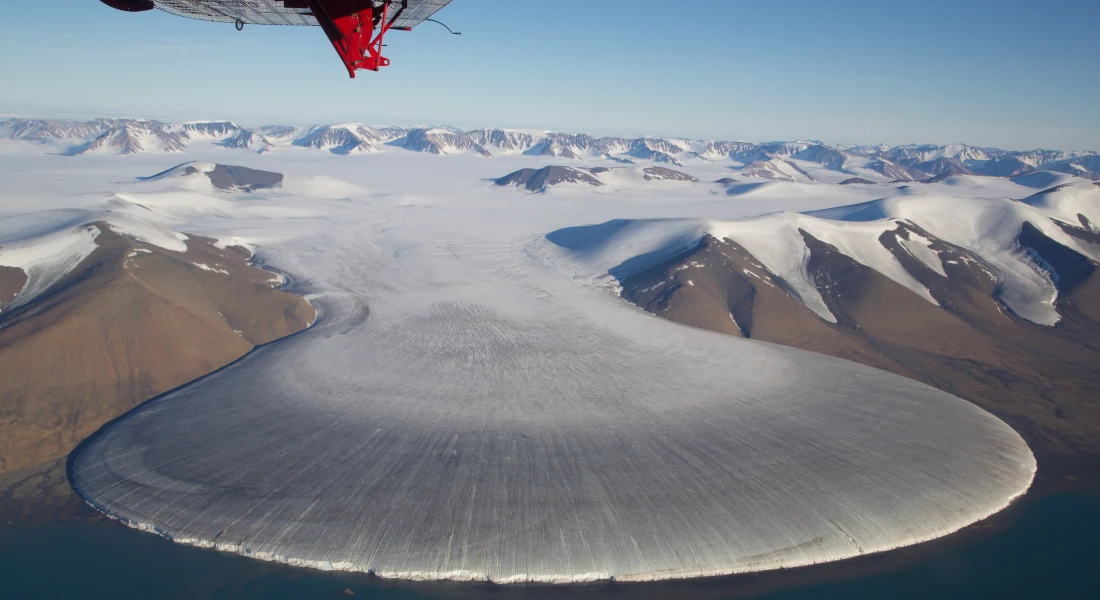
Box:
150;0;452;30
110;1;455;77
150;1;319;26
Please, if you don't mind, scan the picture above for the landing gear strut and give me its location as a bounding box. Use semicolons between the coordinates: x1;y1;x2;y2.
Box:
307;0;408;78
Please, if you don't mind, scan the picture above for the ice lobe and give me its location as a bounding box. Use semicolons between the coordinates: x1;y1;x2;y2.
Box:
71;267;1035;583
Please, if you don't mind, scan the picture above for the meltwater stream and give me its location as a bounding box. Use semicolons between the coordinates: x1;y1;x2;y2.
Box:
68;202;1035;583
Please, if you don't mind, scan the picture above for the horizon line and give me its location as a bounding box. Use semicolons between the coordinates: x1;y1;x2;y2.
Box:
1;112;1096;155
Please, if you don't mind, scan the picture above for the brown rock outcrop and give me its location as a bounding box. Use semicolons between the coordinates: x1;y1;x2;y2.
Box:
0;225;314;477
622;230;1100;479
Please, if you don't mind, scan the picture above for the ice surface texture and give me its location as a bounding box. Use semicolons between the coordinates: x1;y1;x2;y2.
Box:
53;151;1039;583
70;261;1035;583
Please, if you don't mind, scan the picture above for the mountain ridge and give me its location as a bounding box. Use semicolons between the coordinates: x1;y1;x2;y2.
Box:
546;179;1100;475
3;117;1096;180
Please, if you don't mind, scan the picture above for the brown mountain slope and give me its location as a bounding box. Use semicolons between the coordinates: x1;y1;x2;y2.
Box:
0;225;315;477
621;230;1100;479
0;266;27;309
627;236;903;374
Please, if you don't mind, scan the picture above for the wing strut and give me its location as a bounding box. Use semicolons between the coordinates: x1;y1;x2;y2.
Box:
307;0;407;78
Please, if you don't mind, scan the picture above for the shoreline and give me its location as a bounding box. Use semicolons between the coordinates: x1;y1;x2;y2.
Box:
0;295;1086;596
0;241;318;526
60;267;1041;588
61;320;1040;587
0;245;1072;593
18;477;1095;600
64;461;1037;587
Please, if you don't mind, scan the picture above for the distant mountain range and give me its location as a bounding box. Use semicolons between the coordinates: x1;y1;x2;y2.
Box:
3;117;1098;181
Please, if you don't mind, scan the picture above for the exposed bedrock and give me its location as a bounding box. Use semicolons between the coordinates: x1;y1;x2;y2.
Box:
141;162;284;191
0;226;314;477
620;225;1100;471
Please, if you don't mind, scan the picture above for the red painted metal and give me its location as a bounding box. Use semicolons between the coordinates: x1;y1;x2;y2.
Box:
307;1;398;78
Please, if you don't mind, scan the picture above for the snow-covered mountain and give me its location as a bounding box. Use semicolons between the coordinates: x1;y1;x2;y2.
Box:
495;166;604;192
1;117;1096;180
293;124;399;155
395;128;493;157
738;159;817;182
623;139;685;166
791;145;848;171
77;120;188;155
701;141;770;163
139;162;285;192
221;129;275;154
5;118;127;141
173;120;242;140
554;180;1100;329
464;128;534;153
861;158;923;181
2;131;1096;579
495;165;698;192
541;179;1100;482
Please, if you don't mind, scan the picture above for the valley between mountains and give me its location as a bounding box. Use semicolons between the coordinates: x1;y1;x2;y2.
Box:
0;117;1095;582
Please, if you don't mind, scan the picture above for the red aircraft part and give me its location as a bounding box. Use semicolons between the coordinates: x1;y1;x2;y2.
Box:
99;0;448;79
307;0;401;78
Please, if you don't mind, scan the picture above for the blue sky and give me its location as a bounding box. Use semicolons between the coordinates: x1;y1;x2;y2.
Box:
1;0;1098;150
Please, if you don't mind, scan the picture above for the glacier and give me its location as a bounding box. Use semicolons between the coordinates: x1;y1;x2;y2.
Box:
0;143;1043;584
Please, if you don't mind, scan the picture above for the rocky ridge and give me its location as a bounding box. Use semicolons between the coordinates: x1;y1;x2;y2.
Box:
4;117;1095;180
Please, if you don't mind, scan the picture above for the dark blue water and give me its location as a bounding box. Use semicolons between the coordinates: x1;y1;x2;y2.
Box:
3;494;1098;600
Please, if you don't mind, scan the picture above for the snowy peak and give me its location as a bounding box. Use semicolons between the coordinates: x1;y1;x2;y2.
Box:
524;138;584;160
294;124;384;155
1042;155;1100;181
864;159;922;181
624;140;684;166
139;162;284;192
173;121;242;140
942;143;991;162
883;143;951;164
702;141;770;164
738;159;816;183
256;125;301;141
553;184;1100;328
590;136;632;155
968;156;1034;177
398;128;493;157
759;141;817;157
495;165;698;191
791;145;848;171
463;129;534;153
222;130;275;154
643;167;698;182
2;118;124;142
77;121;186;156
495;166;602;192
547;132;600;153
632;137;687;155
912;157;973;179
2;117;1096;179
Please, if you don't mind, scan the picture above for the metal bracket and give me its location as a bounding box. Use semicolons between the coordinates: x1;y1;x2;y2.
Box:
307;1;404;78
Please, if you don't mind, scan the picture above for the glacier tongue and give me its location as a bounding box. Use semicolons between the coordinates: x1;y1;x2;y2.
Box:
67;160;1038;583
